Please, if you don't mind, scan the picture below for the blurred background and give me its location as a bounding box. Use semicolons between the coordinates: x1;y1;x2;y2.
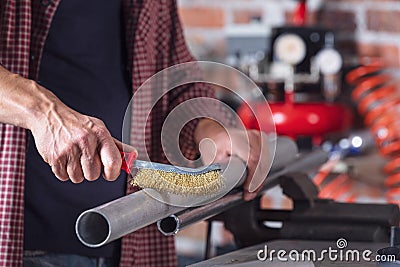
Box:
178;0;400;66
173;0;400;265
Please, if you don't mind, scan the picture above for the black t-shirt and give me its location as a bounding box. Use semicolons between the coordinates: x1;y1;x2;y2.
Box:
24;0;131;258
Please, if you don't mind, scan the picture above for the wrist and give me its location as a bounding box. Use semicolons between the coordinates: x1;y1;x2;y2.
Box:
14;77;63;132
0;66;66;131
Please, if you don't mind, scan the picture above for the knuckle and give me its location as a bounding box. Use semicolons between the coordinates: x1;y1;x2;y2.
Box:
75;131;92;146
78;135;89;147
91;117;104;125
50;155;64;168
95;127;109;139
91;118;107;132
83;155;94;163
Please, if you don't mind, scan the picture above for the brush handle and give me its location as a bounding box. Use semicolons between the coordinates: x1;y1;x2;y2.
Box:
120;151;137;174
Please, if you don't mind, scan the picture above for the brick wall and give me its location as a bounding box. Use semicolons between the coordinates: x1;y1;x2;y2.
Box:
178;0;400;67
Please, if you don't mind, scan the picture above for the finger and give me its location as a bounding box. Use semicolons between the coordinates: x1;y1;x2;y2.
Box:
227;130;250;166
240;130;259;187
79;135;101;181
243;152;259;192
245;155;264;192
242;131;270;202
51;158;69;182
80;153;101;181
248;157;269;192
99;137;122;181
243;161;266;201
243;157;264;201
66;147;84;183
248;131;270;192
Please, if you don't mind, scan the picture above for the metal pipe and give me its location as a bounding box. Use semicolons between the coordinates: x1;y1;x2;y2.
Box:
156;131;374;236
75;156;247;248
76;136;297;247
157;148;329;236
269;136;299;172
157;192;243;236
75;189;185;248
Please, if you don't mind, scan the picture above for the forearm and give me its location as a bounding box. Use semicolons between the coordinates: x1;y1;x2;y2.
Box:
0;65;123;182
0;65;60;130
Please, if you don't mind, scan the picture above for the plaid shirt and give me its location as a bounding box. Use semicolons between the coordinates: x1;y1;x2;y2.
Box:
0;0;215;266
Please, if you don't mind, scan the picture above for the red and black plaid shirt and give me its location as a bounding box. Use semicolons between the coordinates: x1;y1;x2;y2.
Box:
0;0;216;266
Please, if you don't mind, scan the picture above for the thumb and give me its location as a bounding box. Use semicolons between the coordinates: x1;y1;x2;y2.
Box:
113;138;138;174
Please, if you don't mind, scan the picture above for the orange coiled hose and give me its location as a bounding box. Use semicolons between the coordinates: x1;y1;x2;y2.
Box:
346;59;400;203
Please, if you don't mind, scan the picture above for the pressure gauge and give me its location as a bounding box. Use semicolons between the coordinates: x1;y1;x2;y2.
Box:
316;48;342;75
273;33;307;66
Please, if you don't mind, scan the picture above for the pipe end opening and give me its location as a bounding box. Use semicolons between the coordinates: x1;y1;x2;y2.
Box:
76;211;110;247
157;215;179;236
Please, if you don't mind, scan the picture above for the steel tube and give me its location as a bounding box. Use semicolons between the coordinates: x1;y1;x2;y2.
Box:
157;148;329;236
157;192;243;236
76;136;297;247
76;156;248;248
156;131;373;236
75;190;186;248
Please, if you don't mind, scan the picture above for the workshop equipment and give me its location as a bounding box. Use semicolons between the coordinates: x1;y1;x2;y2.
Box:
164;170;399;265
292;0;306;26
239;97;353;145
346;59;400;204
240;24;353;144
237;0;353;146
220;173;399;249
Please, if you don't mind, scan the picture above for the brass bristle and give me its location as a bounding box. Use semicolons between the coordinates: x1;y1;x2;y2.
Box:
130;169;223;195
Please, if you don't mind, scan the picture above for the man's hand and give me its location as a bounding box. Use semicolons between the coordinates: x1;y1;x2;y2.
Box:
195;118;270;201
0;66;127;183
30;105;123;183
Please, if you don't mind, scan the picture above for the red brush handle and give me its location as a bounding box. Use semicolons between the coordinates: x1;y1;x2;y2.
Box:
120;151;138;174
